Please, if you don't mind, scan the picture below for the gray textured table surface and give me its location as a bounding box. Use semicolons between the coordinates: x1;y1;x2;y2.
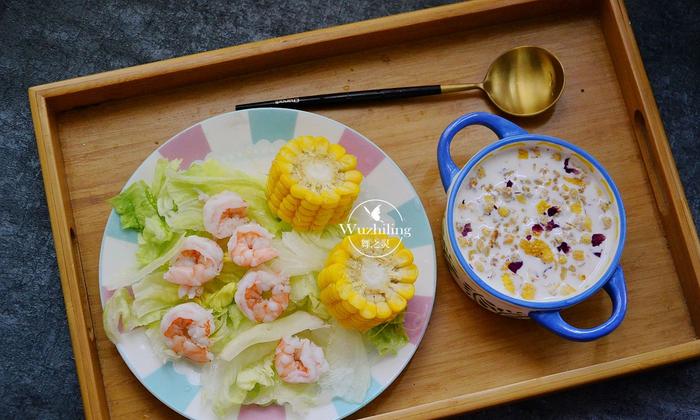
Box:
1;0;698;418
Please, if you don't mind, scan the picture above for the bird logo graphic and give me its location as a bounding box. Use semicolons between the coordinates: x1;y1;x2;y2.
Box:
363;204;383;223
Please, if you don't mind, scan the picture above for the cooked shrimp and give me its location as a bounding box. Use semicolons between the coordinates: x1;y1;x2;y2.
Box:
203;191;248;239
274;336;329;383
160;302;214;363
164;235;224;298
234;270;290;323
227;222;278;267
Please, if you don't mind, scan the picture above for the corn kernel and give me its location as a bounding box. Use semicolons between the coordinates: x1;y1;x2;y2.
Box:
560;284;576;296
564;176;585;186
571;202;582;214
521;283;536;300
519;238;554;263
502;274;515;294
584;216;592;231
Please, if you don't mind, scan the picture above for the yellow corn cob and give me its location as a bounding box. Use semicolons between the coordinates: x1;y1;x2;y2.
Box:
267;135;363;231
318;233;418;331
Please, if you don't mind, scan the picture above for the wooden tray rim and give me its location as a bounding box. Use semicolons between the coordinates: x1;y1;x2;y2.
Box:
28;0;700;418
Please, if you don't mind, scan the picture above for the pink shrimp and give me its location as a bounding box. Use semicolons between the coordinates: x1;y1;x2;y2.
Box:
274;336;329;383
160;302;214;363
203;191;248;239
164;236;224;298
234;270;290;323
227;222;278;267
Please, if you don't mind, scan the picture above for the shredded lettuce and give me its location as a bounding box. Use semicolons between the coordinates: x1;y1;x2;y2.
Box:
109;180;158;231
364;313;409;356
102;288;136;343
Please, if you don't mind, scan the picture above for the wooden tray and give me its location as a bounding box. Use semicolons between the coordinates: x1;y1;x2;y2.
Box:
29;0;700;418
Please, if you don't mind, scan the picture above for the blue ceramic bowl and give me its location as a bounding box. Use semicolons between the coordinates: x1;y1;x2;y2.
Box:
438;112;627;342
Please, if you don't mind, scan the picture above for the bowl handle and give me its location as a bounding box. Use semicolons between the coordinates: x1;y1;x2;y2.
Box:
530;266;627;342
437;112;527;191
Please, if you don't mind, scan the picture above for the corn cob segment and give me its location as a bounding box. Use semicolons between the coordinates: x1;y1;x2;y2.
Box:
266;135;363;231
318;233;418;331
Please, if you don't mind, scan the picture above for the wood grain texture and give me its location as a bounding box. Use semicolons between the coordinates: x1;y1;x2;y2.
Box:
28;92;110;420
29;0;700;418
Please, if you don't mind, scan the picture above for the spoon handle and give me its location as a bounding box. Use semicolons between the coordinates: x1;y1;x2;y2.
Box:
235;85;442;110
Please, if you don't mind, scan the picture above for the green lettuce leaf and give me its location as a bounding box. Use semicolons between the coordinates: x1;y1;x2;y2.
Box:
202;319;372;415
198;262;245;312
109;180;158;231
195;261;251;354
271;228;344;277
237;354;277;392
220;311;327;361
102;288;136;343
202;341;278;414
131;268;185;326
209;305;251;354
156;159;285;235
288;273;329;320
364;312;409;356
151;158;181;198
135;215;182;267
250;323;371;412
108;167;182;269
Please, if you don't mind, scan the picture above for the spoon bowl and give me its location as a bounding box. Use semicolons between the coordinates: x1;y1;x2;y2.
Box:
482;46;565;116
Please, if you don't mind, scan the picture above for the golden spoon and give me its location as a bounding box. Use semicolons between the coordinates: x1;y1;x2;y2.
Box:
441;46;565;116
236;46;565;117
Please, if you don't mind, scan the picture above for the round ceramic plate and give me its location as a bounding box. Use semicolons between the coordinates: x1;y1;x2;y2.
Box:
99;108;436;419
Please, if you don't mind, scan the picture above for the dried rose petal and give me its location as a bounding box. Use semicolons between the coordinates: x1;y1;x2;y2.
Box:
545;219;560;231
461;223;472;237
557;241;570;253
508;261;523;273
547;206;559;217
564;157;580;175
592;233;606;247
506;180;513;188
594;252;602;257
526;234;532;241
532;224;544;234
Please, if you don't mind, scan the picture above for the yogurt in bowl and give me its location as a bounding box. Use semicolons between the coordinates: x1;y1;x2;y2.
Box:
438;112;627;341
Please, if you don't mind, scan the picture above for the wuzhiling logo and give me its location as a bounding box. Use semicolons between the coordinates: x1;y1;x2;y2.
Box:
338;198;412;258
